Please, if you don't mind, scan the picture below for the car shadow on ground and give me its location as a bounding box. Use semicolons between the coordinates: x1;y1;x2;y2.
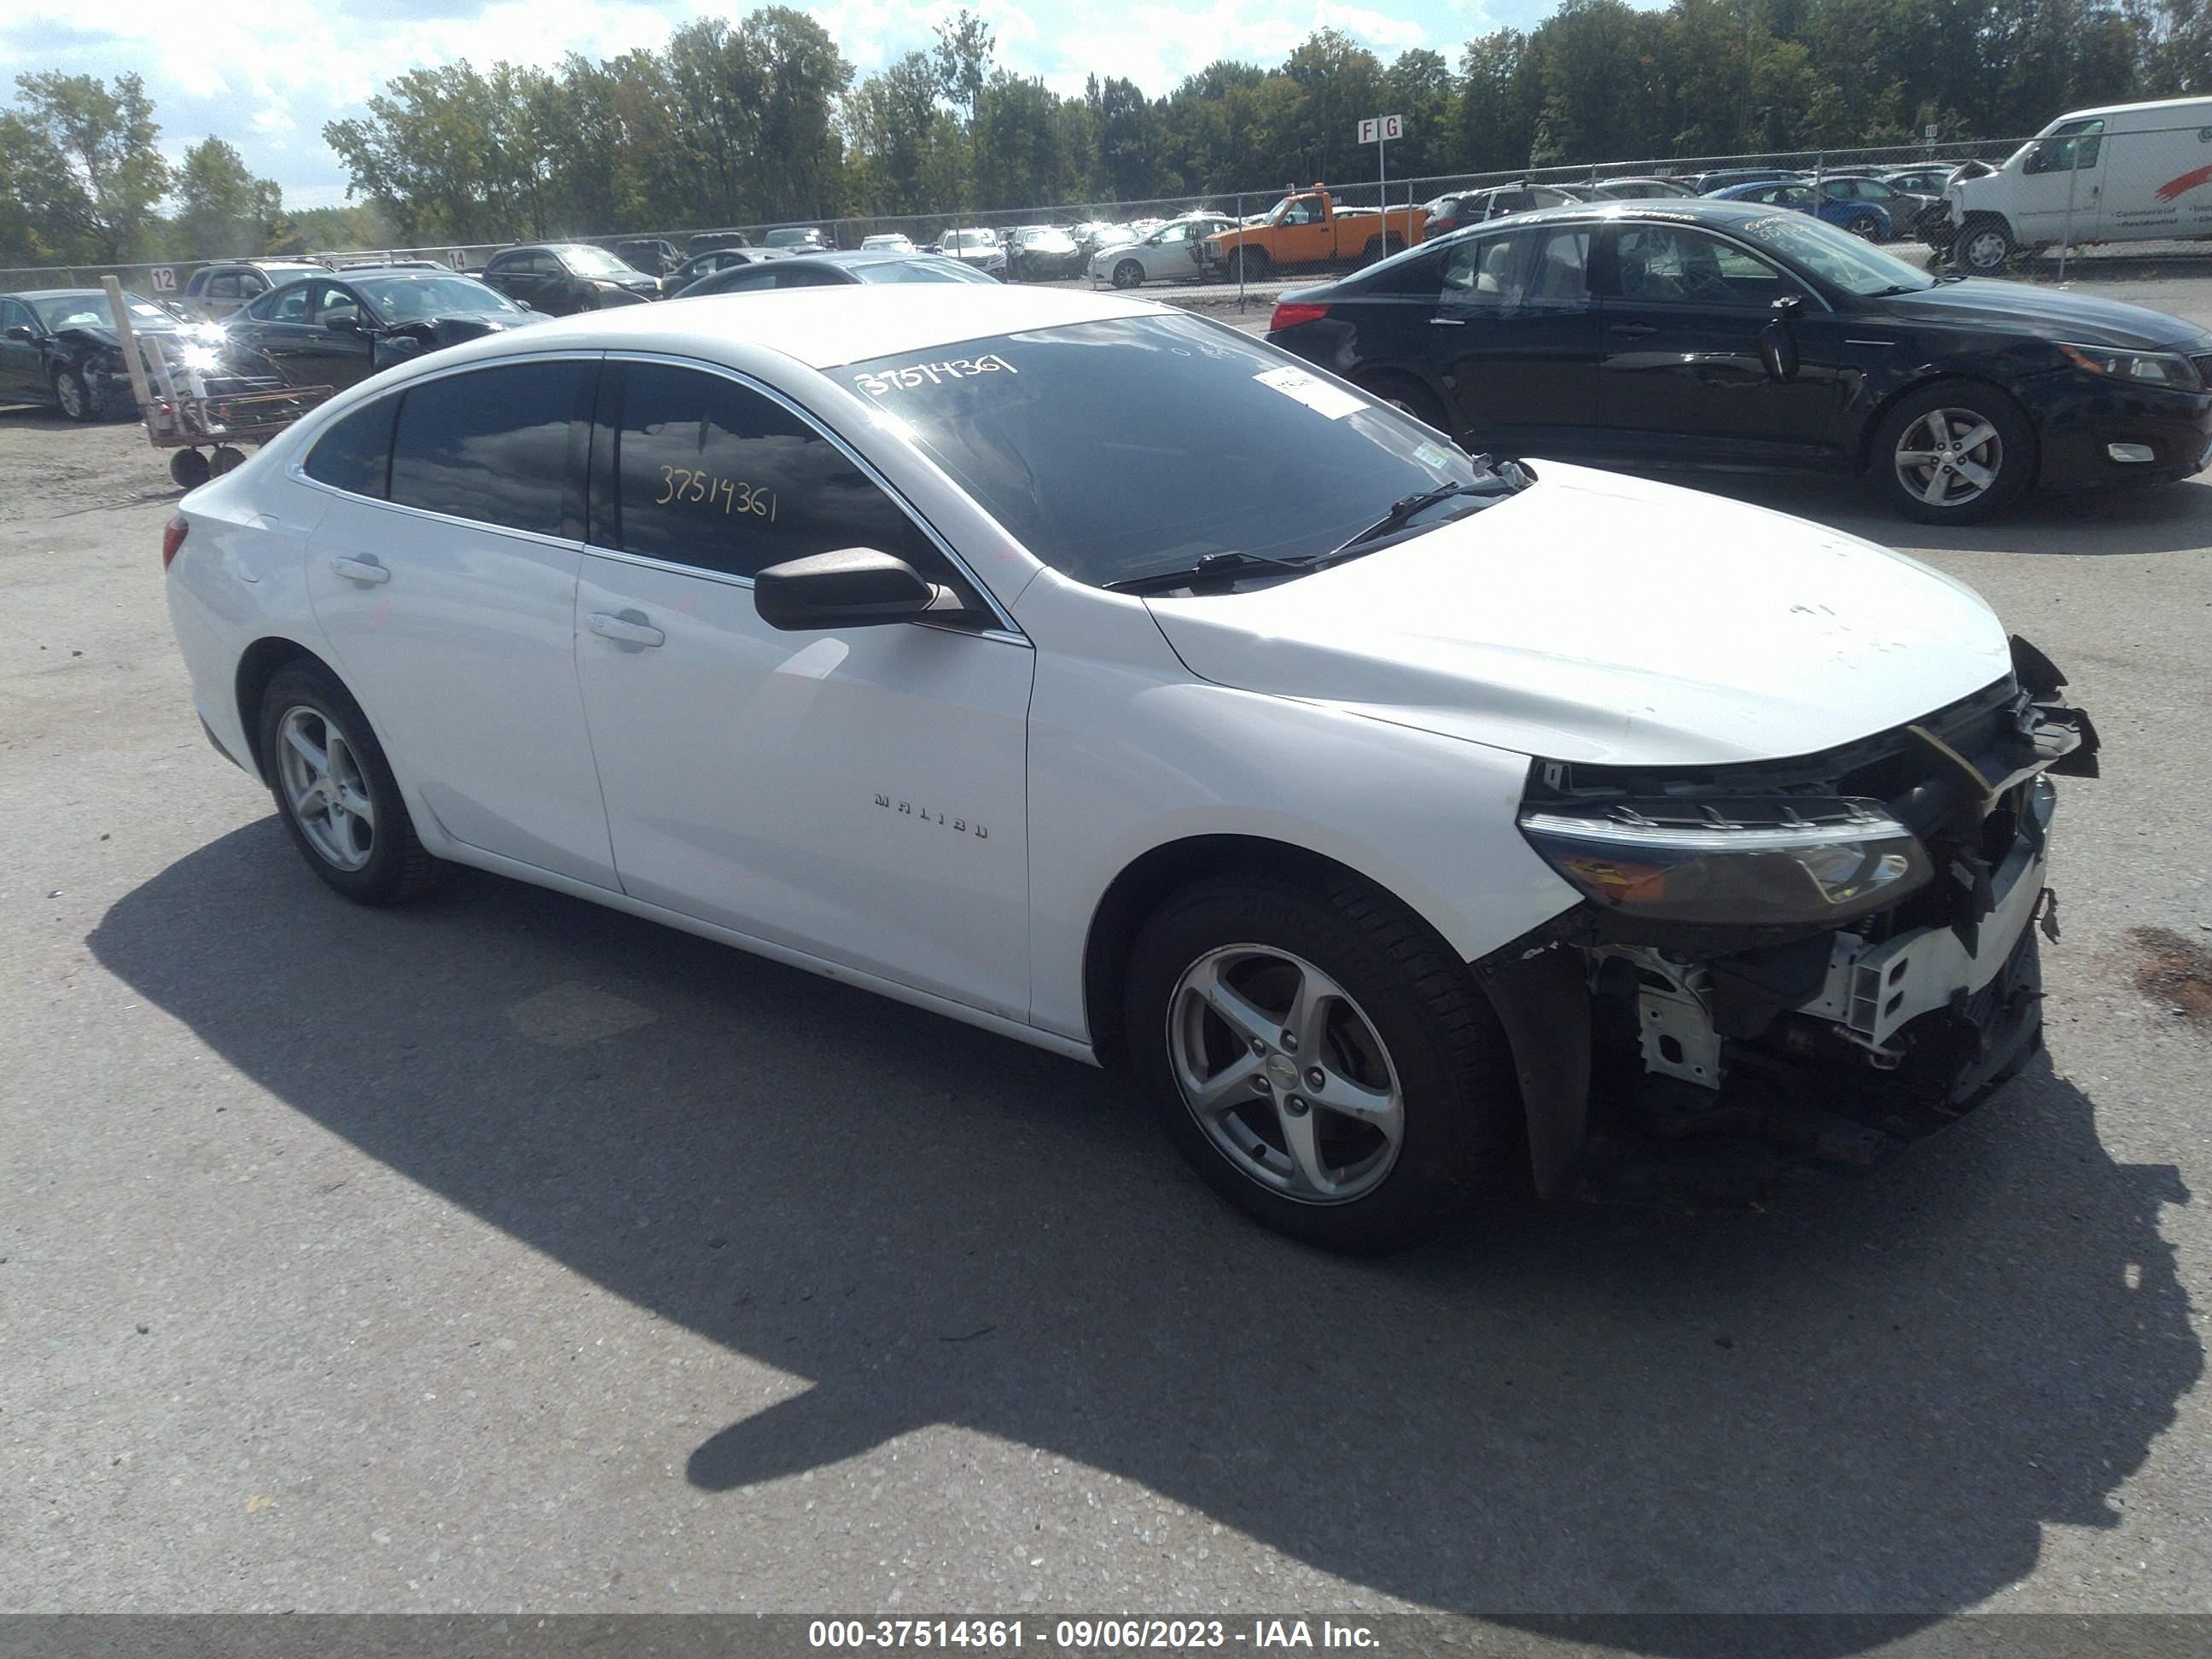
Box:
1650;469;2212;557
90;824;2198;1639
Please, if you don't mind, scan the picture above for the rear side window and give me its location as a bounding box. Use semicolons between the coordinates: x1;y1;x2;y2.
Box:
303;395;399;498
388;360;592;536
609;362;945;584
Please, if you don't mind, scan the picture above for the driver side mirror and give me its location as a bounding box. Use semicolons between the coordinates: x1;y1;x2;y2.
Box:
754;548;967;632
324;315;363;334
1760;294;1802;381
4;324;33;341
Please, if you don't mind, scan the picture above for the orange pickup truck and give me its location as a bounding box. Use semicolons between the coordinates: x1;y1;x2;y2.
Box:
1202;184;1429;280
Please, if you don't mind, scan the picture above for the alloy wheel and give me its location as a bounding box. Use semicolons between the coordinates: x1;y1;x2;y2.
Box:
276;705;376;870
1894;406;2004;509
1167;944;1405;1204
55;370;85;419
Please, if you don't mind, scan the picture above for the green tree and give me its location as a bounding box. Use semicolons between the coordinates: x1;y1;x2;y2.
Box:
12;71;171;262
172;137;285;259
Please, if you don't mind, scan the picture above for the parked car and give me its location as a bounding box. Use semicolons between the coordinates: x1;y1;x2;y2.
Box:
176;260;329;322
1089;215;1236;288
1265;198;2212;521
218;268;543;390
861;234;917;253
1070;220;1132;254
1202;184;1428;281
671;250;999;298
659;247;786;298
764;227;830;251
688;231;754;253
478;243;660;313
1689;166;1803;194
1007;225;1085;281
934;227;1009;277
1714;178;1895;241
162;284;2096;1251
1813;173;1930;237
0;288;191;419
1946;94;2212;275
1582;176;1698;200
1419;183;1586;240
1883;165;1959;198
613;237;684;276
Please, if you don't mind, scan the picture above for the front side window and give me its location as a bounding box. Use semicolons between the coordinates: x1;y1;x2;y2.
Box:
303;394;399;498
610;363;947;586
253;283;312;323
836;313;1485;588
2027;119;2104;175
1611;225;1795;307
387;359;592;536
308;282;362;325
2;297;34;332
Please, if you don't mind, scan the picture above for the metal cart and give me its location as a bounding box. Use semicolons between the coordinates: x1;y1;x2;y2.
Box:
102;276;334;489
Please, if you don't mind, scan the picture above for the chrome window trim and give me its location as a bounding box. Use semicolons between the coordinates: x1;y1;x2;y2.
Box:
602;347;1026;641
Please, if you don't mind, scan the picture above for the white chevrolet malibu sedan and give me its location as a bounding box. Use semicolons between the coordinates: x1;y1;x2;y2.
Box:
163;286;2098;1250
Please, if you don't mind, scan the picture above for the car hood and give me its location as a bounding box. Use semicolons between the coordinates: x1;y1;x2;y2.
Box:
1091;241;1146;260
1878;277;2211;350
54;319;175;349
1142;463;2011;767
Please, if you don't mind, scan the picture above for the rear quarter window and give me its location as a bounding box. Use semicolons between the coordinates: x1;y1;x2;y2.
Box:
302;395;399;498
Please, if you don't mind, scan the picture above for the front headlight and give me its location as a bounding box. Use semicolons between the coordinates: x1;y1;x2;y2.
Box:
1516;797;1930;926
2058;343;2201;389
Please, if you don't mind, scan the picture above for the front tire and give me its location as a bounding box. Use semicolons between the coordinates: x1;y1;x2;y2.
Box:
52;365;96;422
1845;212;1883;241
1229;247;1270;283
1957;217;2014;275
1871;381;2034;524
1111;259;1144;289
259;661;440;906
1122;873;1521;1252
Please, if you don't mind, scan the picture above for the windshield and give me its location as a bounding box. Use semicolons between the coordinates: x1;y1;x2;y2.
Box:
840;313;1485;587
32;292;172;331
854;259;997;285
1735;212;1936;294
561;245;640;276
944;230;993;248
354;276;518;318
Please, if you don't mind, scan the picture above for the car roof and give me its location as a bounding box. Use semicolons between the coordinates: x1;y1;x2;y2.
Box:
440;283;1163;371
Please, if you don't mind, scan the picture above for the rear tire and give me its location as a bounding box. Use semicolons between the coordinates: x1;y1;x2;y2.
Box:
1871;381;2034;524
1845;212;1883;241
169;448;211;490
259;661;441;906
1359;372;1450;436
1359;234;1403;265
1122;872;1521;1253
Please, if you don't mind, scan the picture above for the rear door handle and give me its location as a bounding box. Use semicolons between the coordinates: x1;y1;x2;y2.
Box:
329;555;389;585
1429;315;1467;327
1609;323;1657;339
588;609;665;648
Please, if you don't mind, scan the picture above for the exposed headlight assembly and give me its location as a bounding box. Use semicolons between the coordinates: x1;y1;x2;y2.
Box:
2058;343;2201;388
1516;797;1931;926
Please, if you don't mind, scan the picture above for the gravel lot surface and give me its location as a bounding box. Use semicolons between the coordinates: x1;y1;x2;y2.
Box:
3;272;2210;1633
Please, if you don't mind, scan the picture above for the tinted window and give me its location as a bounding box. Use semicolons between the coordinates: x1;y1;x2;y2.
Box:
1612;225;1793;306
1441;227;1588;311
613;364;943;584
304;395;399;498
388;360;591;535
839;314;1487;588
206;273;242;299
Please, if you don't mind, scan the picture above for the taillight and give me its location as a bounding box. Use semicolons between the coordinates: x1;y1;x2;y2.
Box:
1268;300;1331;331
161;515;188;571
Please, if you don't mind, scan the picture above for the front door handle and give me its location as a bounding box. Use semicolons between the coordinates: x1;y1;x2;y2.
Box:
329;555;390;585
1609;322;1657;339
1429;314;1467;327
588;609;665;648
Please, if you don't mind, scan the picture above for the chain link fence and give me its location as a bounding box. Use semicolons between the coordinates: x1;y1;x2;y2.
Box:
0;134;2055;298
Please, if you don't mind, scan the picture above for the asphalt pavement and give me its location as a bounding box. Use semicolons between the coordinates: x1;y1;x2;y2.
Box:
3;270;2210;1637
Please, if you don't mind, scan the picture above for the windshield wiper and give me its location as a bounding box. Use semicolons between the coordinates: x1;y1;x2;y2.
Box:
1327;480;1512;558
1103;550;1317;594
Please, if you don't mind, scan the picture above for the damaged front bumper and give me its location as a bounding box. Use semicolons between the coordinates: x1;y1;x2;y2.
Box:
1476;637;2099;1194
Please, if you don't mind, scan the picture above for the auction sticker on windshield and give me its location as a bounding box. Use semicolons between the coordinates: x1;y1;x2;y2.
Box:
1252;364;1363;419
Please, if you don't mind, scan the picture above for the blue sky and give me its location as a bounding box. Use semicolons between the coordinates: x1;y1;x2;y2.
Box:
0;0;1639;210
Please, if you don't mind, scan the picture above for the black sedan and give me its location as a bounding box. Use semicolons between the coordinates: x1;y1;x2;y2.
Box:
669;250;1001;298
0;288;184;420
219;269;544;390
658;246;785;298
477;242;660;314
1267;200;2212;521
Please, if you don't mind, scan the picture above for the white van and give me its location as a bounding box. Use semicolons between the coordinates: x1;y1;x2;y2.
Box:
1947;95;2212;273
